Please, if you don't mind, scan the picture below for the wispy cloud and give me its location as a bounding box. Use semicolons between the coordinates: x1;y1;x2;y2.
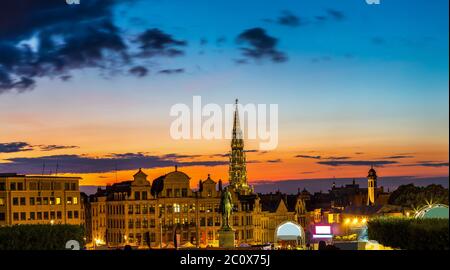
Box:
318;160;398;167
295;154;321;160
0;142;33;153
0;152;228;174
236;28;287;63
0;142;78;153
295;154;350;160
400;161;449;168
382;155;414;159
266;159;282;163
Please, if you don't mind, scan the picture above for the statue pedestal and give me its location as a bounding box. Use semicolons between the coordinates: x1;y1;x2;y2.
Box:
218;228;235;249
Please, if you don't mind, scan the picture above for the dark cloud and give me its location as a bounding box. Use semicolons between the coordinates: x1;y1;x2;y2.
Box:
324;156;351;160
318;160;398;167
0;153;228;174
0;142;33;153
136;28;187;57
158;68;185;75
59;75;72;81
216;36;226;46
277;11;304;27
299;171;319;175
383;155;414;159
295;154;321;160
37;145;79;151
129;66;148;77
295;154;352;160
400;161;449;168
315;16;327;22
0;1;187;94
0;0;130;94
234;59;248;65
236;28;287;63
266;159;282;163
0;142;80;153
326;9;345;21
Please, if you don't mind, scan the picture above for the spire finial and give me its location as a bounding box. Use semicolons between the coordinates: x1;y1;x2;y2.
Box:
235;98;238;104
175;165;178;171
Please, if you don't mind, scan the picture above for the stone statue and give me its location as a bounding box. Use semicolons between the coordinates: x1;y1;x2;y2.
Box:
220;187;233;229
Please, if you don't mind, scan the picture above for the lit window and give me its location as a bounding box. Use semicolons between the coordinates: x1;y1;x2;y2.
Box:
73;197;78;205
174;203;180;213
56;197;61;205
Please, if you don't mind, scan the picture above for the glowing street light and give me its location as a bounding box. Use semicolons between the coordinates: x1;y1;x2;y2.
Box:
95;238;102;245
352;218;358;224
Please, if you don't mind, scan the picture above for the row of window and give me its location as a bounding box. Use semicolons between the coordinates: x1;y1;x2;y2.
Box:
0;210;80;221
165;188;189;198
1;182;77;191
93;203;223;217
11;196;78;206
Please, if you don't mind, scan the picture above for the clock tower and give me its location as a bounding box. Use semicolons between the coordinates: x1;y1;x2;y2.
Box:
367;165;377;206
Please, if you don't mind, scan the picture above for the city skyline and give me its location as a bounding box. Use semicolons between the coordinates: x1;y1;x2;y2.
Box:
0;0;448;187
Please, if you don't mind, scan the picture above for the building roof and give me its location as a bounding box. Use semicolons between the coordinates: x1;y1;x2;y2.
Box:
203;174;216;185
259;193;297;212
133;168;147;178
342;205;383;216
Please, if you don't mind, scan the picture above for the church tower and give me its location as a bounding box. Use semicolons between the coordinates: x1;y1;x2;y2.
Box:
229;99;251;194
367;165;377;206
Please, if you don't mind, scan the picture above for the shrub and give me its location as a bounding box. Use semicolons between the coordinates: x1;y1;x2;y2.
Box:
0;224;85;250
368;218;449;250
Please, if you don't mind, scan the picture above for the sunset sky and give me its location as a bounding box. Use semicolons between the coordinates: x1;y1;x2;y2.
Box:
0;0;448;188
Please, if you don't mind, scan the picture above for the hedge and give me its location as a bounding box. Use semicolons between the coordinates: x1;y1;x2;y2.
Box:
0;224;85;250
368;218;449;250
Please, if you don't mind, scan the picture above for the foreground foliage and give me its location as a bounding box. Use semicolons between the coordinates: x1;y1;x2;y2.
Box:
0;224;85;250
368;218;449;250
388;184;449;208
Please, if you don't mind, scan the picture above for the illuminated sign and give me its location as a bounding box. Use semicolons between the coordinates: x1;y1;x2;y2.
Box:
313;225;333;239
315;226;331;234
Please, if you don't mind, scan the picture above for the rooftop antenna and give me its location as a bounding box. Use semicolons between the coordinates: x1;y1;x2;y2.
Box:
42;162;46;175
55;160;59;176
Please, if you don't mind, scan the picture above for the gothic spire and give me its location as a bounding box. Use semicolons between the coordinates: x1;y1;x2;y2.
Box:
232;98;243;140
229;98;250;194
